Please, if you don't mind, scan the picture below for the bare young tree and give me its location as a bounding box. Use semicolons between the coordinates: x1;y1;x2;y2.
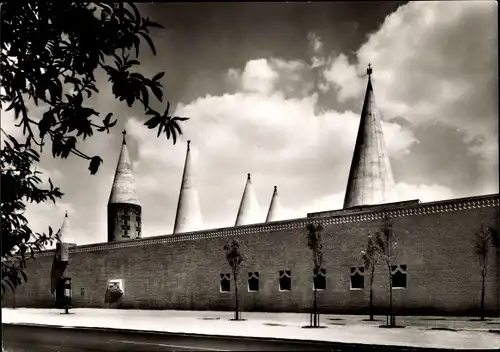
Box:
374;215;397;327
474;225;498;320
361;234;378;321
224;239;245;320
306;223;324;328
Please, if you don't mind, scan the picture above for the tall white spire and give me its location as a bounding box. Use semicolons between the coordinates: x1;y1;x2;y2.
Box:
235;173;260;226
173;140;203;234
343;64;398;208
108;130;140;206
265;186;282;222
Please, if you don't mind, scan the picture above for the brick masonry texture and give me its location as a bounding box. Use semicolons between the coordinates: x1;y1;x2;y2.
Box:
4;194;499;316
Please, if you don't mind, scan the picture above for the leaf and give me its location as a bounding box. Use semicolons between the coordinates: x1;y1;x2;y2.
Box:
88;156;103;175
140;86;149;108
144;115;162;129
138;31;156;55
103;112;113;125
152;72;165;81
150;85;163;102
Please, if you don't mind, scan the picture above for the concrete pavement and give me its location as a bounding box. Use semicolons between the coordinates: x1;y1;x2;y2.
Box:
3;308;500;350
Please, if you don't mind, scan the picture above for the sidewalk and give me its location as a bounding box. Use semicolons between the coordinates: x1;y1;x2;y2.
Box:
2;308;500;350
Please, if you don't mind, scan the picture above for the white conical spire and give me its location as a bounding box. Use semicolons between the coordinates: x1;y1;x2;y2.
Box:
343;64;398;208
58;211;75;244
235;173;260;226
109;130;140;205
173;140;203;234
265;186;282;222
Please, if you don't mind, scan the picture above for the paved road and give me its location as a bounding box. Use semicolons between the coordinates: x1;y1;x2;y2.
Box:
1;324;487;352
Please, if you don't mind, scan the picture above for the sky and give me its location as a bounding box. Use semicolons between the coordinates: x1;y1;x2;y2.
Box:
2;1;498;245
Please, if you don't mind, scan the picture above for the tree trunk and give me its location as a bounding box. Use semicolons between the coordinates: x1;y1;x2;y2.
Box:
234;272;239;320
389;267;394;326
13;290;15;309
480;272;486;320
369;268;374;321
313;288;318;327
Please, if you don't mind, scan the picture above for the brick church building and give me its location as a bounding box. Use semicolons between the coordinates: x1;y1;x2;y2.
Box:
3;67;499;316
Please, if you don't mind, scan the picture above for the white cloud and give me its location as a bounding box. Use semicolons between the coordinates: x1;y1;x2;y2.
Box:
320;1;498;164
395;183;456;203
125;58;418;234
308;32;323;54
2;2;496;245
322;54;364;103
241;59;279;95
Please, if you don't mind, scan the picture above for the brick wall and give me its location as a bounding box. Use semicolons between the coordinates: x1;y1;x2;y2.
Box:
7;194;499;316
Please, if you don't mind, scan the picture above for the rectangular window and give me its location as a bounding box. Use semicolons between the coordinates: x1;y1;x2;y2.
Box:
108;279;124;293
350;267;364;290
248;272;259;292
121;215;130;226
279;270;291;291
391;265;407;289
313;268;326;291
220;273;231;292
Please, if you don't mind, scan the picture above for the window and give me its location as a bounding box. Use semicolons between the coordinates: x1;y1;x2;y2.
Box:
136;221;141;238
121;214;130;236
248;272;259;292
279;270;291;291
220;273;231;292
350;267;364;290
313;268;326;291
391;265;407;289
108;279;124;293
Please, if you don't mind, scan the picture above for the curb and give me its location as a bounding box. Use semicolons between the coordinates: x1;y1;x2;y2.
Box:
3;322;498;351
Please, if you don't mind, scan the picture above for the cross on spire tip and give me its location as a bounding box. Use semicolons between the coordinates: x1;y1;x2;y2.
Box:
367;63;373;77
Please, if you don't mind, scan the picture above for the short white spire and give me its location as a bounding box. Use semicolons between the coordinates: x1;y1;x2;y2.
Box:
265;185;282;222
235;173;260;226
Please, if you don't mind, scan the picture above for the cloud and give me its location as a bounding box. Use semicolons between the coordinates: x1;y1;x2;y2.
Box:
394;182;456;203
322;53;364;103
241;59;279;95
126;56;418;234
1;2;495;245
308;32;323;54
320;1;498;165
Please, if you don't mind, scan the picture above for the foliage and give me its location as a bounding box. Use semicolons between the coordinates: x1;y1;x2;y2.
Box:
224;239;245;320
475;225;498;269
373;214;397;326
1;2;189;295
224;239;245;276
306;223;325;327
306;223;324;271
361;234;378;272
104;285;124;304
1;132;62;295
474;224;498;320
361;234;378;320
